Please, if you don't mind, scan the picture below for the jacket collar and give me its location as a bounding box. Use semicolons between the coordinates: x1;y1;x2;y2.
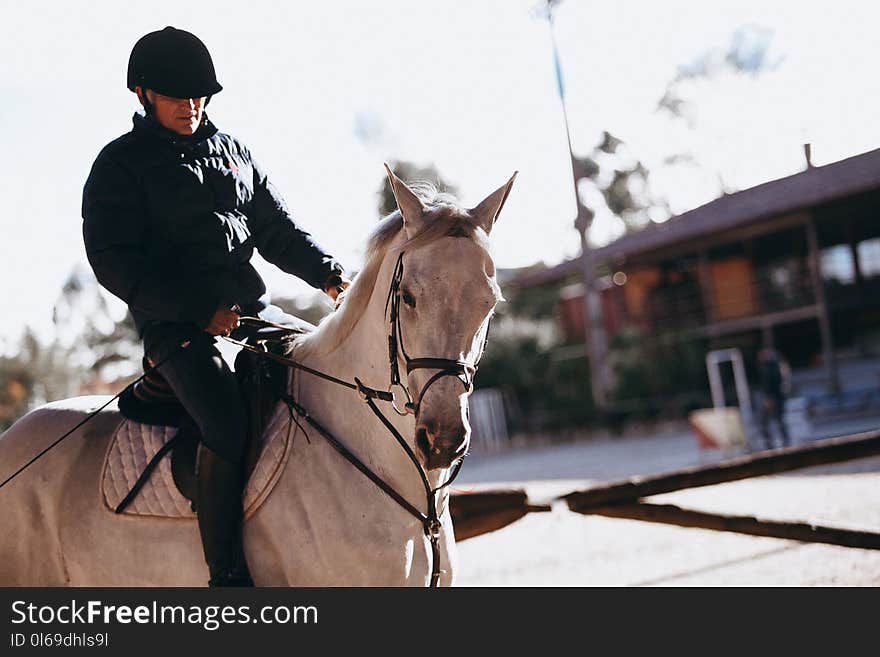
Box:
131;111;219;145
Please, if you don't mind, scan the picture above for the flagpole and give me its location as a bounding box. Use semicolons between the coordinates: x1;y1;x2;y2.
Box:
543;0;609;411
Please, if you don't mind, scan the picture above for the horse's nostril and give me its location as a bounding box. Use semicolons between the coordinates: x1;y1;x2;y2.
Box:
416;427;430;459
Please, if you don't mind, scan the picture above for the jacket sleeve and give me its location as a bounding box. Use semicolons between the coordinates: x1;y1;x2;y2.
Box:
81;151;219;328
247;152;346;291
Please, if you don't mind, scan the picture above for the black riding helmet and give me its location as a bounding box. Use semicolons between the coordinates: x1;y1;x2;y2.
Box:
127;26;223;98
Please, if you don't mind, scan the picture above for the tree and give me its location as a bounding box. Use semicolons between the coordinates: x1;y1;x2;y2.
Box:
655;24;784;194
0;266;144;429
51;264;141;386
0;327;80;430
475;279;599;432
658;24;782;125
574;131;671;236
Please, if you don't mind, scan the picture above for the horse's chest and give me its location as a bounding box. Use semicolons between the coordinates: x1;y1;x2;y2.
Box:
277;443;443;585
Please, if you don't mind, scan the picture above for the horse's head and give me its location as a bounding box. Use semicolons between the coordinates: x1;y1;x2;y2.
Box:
385;166;516;470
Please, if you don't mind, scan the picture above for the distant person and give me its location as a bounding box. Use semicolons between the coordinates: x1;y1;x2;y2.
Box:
82;27;350;586
757;348;791;449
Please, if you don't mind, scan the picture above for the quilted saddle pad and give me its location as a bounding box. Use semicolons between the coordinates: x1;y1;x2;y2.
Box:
101;401;294;519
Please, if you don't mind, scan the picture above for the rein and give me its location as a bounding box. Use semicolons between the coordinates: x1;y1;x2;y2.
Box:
225;250;486;587
222;322;394;404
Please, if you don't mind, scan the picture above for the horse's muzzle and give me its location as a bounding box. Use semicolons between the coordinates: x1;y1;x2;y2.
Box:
416;425;469;471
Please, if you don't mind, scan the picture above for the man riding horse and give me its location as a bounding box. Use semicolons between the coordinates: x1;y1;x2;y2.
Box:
82;27;350;586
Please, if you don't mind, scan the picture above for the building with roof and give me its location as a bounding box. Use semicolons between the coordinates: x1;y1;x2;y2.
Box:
510;147;880;410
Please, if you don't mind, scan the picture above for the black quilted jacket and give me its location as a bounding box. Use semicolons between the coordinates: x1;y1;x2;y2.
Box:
82;112;344;335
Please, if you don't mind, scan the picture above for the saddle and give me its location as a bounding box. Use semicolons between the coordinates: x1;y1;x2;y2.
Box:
115;322;305;513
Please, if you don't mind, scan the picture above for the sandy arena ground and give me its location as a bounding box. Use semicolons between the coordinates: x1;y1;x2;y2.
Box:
452;426;880;586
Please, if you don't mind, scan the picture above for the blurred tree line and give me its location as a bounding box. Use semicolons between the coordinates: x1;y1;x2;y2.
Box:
0;267;142;430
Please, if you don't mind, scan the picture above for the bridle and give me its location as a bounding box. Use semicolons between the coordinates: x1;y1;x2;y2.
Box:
384;251;488;417
230;248;493;587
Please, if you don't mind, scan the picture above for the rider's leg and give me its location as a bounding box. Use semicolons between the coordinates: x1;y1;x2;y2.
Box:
195;442;251;586
145;326;252;586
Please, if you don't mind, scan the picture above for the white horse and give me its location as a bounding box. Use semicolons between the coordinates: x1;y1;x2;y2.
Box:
0;167;515;586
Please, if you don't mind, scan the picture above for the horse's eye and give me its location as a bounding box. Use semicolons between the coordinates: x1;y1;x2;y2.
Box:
402;291;416;308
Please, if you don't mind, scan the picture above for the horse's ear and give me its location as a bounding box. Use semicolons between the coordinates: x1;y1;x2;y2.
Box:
470;171;518;235
384;163;427;237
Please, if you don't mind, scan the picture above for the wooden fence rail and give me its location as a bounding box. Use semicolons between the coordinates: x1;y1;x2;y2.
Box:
562;430;880;512
451;431;880;546
586;502;880;550
450;490;551;541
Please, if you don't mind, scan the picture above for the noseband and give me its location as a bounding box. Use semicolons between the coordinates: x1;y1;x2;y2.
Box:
384;252;489;417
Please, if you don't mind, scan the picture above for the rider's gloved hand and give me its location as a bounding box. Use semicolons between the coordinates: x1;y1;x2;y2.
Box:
325;276;352;307
204;304;241;336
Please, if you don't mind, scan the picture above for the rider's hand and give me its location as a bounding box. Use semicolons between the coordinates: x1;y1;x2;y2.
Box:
325;278;352;304
204;305;241;336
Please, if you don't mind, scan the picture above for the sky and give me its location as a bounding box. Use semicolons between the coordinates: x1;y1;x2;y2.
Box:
1;0;879;348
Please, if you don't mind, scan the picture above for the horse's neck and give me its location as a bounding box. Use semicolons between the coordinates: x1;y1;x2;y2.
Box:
320;257;397;396
289;246;447;497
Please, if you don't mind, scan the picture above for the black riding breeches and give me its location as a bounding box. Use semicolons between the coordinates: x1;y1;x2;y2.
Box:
144;325;247;462
142;304;308;463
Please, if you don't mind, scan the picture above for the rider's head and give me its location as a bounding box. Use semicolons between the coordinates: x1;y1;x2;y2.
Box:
127;26;222;136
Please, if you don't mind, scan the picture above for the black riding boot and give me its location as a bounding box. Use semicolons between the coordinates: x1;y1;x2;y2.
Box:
196;444;254;587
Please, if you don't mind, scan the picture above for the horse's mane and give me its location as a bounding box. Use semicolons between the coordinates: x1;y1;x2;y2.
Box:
292;182;490;358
